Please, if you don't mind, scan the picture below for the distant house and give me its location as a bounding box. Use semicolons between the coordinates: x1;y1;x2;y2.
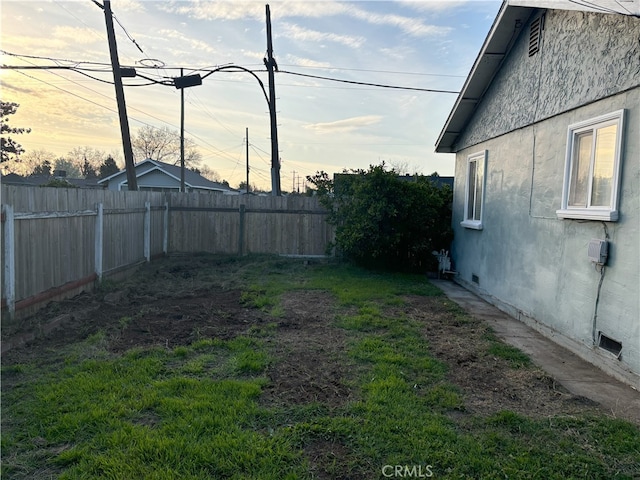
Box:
435;1;639;387
397;174;454;189
1;171;103;189
98;159;237;193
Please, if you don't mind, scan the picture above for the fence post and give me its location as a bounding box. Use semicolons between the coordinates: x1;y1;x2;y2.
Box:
144;201;151;262
238;204;246;256
163;201;169;255
2;204;15;318
95;203;104;282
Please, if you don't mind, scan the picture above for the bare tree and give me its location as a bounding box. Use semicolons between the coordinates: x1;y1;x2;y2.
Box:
191;164;222;183
66;147;106;173
2;149;55;175
53;158;82;178
132;125;202;168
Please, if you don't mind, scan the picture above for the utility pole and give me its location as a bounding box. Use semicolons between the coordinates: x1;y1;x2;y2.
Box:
292;170;296;192
180;68;185;193
172;70;201;193
246;128;250;194
265;4;281;196
101;0;137;190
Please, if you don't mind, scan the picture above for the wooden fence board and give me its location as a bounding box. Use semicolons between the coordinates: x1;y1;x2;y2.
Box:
1;185;333;320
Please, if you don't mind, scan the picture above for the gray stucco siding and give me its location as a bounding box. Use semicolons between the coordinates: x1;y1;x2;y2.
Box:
456;10;640;152
136;169;180;189
451;89;640;386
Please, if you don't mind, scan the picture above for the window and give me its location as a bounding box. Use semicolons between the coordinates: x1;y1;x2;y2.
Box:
462;150;486;230
557;110;625;221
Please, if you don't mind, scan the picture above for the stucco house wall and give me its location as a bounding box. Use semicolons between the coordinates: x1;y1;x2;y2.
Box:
448;8;639;386
456;9;640;148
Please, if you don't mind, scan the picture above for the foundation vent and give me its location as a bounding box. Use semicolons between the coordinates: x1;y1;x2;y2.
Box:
471;274;480;285
598;332;622;358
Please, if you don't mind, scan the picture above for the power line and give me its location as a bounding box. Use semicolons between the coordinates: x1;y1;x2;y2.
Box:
278;70;459;94
54;0;105;42
613;0;636;16
4;62;260;169
2;50;462;94
13;69;119;115
249;144;272;168
112;12;145;54
567;0;640;16
89;0;147;55
277;63;466;79
9;66;237;167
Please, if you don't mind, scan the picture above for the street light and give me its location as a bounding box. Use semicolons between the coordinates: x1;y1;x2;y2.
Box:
172;67;271;195
173;71;202;192
174;74;202;89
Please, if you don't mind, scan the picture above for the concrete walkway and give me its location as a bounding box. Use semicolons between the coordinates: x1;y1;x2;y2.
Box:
430;279;640;425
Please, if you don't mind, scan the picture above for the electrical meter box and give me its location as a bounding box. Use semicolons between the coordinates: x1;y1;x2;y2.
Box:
588;239;608;265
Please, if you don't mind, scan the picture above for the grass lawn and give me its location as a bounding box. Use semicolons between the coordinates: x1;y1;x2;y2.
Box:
2;255;639;479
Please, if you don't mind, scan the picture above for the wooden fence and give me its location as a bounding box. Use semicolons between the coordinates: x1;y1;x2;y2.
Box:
1;186;333;322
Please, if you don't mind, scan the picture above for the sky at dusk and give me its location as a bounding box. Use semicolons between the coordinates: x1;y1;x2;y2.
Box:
1;0;502;191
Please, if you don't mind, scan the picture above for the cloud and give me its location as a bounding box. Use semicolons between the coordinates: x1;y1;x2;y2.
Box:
160;1;350;22
283;54;332;69
378;46;415;62
53;26;101;45
304;115;383;134
1;34;69;56
159;2;265;21
159;1;451;38
112;0;146;13
348;8;452;36
156;29;217;54
0;80;39;97
278;22;365;48
398;0;470;13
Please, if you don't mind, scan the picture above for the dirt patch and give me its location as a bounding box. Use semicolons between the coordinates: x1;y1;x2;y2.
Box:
405;295;603;419
304;439;366;480
110;289;266;352
262;290;353;407
1;288;270;365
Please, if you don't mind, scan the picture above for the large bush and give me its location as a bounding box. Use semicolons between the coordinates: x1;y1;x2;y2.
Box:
308;164;453;272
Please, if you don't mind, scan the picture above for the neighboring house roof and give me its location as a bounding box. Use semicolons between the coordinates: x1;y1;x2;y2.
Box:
396;174;454;189
1;173;102;188
434;0;638;153
1;173;38;185
98;158;236;192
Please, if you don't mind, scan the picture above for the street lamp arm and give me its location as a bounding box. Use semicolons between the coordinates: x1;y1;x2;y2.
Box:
201;65;270;106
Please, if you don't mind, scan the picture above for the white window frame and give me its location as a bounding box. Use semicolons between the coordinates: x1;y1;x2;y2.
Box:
557;110;625;221
461;150;487;230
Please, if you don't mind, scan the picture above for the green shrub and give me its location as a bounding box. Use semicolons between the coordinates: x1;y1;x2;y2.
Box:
308;164;453;272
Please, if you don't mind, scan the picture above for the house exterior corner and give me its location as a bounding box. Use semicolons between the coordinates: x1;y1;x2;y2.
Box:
440;5;640;387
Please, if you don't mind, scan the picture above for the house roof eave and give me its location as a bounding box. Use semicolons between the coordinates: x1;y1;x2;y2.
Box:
435;2;535;153
434;0;636;154
97;158;157;184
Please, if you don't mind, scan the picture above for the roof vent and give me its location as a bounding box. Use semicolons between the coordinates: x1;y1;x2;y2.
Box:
528;14;544;57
